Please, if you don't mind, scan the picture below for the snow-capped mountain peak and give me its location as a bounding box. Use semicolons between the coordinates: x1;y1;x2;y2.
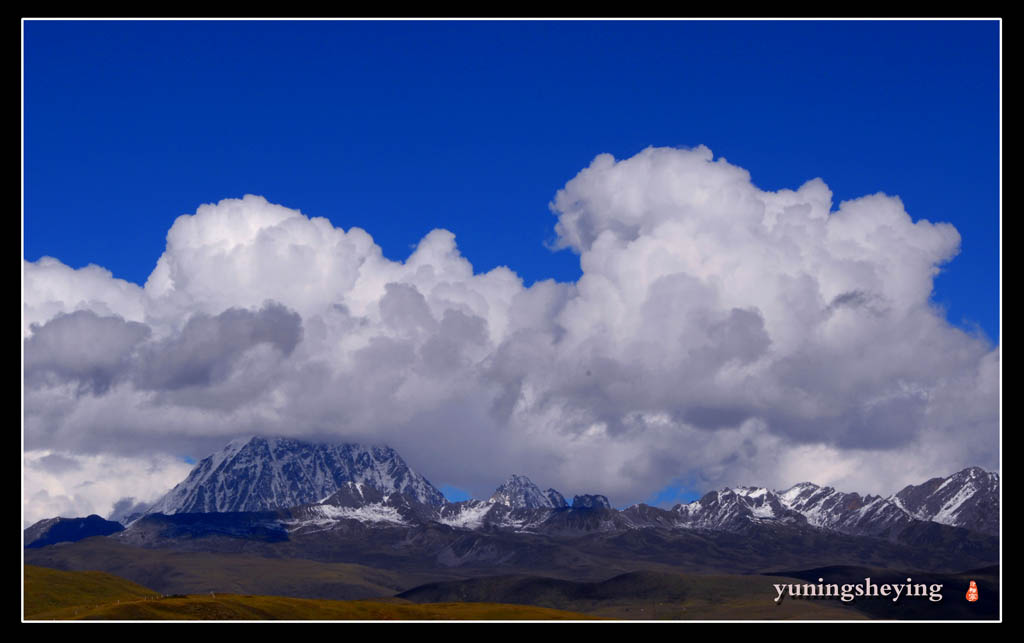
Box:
147;435;446;515
769;467;999;537
672;486;805;530
772;481;907;535
777;481;820;504
545;488;568;508
489;474;564;509
888;466;999;535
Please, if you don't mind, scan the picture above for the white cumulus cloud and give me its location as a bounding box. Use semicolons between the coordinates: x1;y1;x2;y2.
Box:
22;146;998;515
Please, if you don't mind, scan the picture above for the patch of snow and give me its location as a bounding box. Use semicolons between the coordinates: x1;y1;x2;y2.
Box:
777;482;816;504
438;502;493;530
933;484;976;525
734;487;767;498
286;503;405;528
887;494;922;519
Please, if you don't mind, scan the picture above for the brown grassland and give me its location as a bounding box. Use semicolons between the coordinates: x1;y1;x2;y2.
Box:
24;564;865;621
24;565;599;620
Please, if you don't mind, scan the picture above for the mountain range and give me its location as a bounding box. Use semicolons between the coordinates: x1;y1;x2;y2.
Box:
25;436;1000;587
112;435;997;541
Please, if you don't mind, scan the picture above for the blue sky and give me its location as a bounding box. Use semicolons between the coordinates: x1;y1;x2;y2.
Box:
23;20;1001;514
24;19;999;342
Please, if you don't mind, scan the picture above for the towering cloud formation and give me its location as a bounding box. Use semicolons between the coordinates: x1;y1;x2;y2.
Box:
23;146;998;526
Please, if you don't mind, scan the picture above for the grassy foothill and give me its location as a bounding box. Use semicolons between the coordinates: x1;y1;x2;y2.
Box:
25;565;161;619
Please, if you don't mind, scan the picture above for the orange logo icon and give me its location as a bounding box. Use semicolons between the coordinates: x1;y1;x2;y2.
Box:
966;580;979;602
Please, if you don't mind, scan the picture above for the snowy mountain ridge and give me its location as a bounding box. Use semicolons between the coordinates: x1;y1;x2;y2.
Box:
889;466;999;535
668;468;999;537
488;474;566;510
130;437;997;541
145;435;446;516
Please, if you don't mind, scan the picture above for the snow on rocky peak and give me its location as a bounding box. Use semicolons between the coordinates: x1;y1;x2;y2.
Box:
489;474;564;509
777;481;820;506
669;481;928;537
545;489;569;508
147;435;446;515
774;481;912;536
770;466;999;538
889;467;999;535
673;487;805;530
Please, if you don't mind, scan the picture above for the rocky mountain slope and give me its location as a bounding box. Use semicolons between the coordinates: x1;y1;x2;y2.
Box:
890;466;999;535
145;435;446;516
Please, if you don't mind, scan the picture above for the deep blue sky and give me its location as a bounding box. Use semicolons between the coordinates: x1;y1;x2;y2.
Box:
24;19;1000;344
